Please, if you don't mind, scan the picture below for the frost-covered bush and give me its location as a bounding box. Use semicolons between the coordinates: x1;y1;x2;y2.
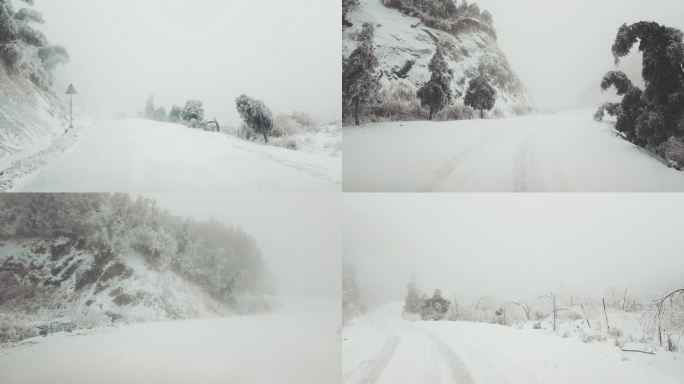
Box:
181;100;205;127
375;83;426;121
272;112;317;137
434;103;477;121
235;94;274;142
0;0;68;89
421;289;450;320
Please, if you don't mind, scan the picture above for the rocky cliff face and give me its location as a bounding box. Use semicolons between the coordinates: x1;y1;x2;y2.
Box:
343;0;532;117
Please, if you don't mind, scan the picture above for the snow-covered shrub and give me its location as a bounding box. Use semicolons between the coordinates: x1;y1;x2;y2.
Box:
272;112;317;137
70;306;108;329
608;327;624;339
371;82;426;121
435;104;476;121
422;289;450;321
181;100;205;126
236;94;274;142
659;136;684;170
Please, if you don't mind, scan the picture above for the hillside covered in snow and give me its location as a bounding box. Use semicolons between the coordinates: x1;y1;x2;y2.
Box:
342;0;532;124
0;194;272;344
0;0;75;172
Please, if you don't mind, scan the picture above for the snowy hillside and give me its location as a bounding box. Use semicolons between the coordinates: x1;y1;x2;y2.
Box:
2;119;341;192
343;109;684;191
0;194;271;344
343;303;684;384
0;298;340;384
343;0;532;117
0;62;71;169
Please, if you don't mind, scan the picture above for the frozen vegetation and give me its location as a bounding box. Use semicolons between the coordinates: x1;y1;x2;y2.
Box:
343;281;684;384
0;194;274;345
342;0;531;125
344;301;684;384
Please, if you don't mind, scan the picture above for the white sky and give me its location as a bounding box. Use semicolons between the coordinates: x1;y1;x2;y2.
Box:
146;193;341;299
475;0;684;111
36;0;341;124
344;194;684;305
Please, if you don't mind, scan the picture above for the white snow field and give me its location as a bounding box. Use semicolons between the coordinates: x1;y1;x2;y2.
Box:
343;109;684;192
343;303;684;384
9;119;340;192
0;299;340;384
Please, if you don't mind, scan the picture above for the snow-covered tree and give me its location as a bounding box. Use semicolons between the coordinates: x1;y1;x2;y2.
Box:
464;74;497;118
422;289;450;321
235;94;274;143
181;100;205;127
0;0;68;89
145;95;156;119
598;22;684;150
343;263;365;322
404;279;423;314
343;22;379;125
417;47;454;120
168;105;182;122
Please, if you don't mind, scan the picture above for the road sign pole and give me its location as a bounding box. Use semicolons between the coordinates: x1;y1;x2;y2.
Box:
69;95;73;128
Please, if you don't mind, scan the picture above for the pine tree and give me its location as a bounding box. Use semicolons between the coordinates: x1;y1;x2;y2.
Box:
145;95;156;119
235;94;274;143
404;279;422;314
417;47;454;120
168;106;182;122
464;72;497;118
343;22;379;125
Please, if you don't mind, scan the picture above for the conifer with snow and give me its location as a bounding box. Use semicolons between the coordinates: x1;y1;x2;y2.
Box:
343;22;379;125
417;47;454;120
464;64;497;119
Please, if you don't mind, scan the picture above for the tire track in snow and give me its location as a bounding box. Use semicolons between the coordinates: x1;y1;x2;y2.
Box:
404;325;475;384
343;327;400;384
513;130;541;192
418;132;507;192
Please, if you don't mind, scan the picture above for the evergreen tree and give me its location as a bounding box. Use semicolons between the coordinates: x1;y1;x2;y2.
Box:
404;279;422;314
168;105;182;122
598;22;684;148
464;74;497;118
0;0;68;89
343;22;379;125
235;94;274;143
181;100;204;127
145;95;156;119
417;47;454;120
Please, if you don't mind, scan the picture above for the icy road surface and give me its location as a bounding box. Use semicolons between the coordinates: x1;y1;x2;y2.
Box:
343;110;684;192
10;119;340;192
0;299;340;384
343;303;684;384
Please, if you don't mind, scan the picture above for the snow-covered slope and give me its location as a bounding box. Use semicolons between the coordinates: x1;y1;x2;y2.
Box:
0;237;226;342
0;63;70;168
5;119;341;192
343;109;684;191
0;298;340;384
343;303;684;384
343;0;532;114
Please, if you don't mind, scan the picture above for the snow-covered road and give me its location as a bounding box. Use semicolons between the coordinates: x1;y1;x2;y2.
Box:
343;110;684;191
343;304;684;384
0;299;340;384
9;119;340;192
